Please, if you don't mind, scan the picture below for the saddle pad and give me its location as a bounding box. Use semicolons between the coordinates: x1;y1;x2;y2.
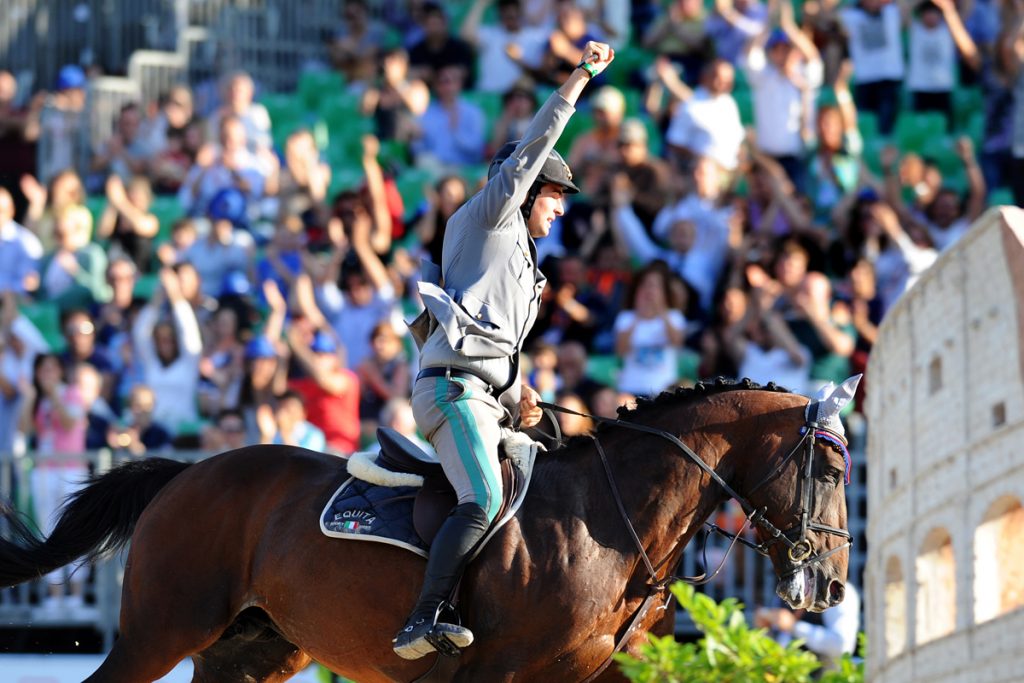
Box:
320;477;429;558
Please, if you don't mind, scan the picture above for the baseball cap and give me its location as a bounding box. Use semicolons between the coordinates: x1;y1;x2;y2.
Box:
207;187;247;225
766;28;791;50
245;336;277;360
591;86;625;116
310;331;338;354
618;118;648;145
56;65;86;91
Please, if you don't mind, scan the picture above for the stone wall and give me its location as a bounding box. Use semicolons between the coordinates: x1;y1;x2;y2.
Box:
866;207;1024;682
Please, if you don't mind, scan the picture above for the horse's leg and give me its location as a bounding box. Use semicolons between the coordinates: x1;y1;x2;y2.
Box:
191;620;313;683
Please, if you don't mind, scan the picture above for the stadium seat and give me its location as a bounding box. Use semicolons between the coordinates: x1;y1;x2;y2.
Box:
149;195;184;241
586;354;620;387
299;70;346;113
989;187;1014;207
895;112;947;151
18;301;64;352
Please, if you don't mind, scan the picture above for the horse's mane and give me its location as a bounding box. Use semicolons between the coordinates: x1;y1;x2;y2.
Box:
615;376;791;424
552;377;792;454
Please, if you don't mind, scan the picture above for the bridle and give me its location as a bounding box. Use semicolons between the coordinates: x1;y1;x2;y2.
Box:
536;397;854;683
536;399;853;587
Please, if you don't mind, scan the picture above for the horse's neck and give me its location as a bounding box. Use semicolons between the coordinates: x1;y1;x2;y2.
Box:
524;420;732;582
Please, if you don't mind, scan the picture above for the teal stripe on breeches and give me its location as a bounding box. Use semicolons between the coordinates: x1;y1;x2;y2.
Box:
434;379;501;521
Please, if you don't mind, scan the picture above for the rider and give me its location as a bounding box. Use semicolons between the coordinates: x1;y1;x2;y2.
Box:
393;42;616;660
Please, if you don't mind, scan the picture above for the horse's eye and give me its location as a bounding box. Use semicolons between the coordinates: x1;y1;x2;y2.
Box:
820;467;842;486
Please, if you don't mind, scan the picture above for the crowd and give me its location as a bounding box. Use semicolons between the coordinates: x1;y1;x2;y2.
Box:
0;0;1019;613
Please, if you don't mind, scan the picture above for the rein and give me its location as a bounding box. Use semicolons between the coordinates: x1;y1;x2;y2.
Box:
537;398;854;681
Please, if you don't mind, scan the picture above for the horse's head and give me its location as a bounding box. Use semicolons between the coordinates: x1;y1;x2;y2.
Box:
735;376;861;613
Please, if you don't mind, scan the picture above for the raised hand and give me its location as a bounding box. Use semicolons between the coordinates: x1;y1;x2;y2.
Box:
578;41;615;76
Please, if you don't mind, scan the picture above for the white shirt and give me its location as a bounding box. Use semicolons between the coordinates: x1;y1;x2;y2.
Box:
317;281;401;370
614;310;686;396
839;5;905;83
132;301;203;433
739;341;811;396
907;20;956;92
183;231;255;297
927;217;969;252
475;25;549;94
742;47;823;156
665;87;745;170
781;584;862;665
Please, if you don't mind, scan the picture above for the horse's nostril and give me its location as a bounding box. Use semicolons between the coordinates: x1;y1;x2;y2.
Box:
828;580;845;604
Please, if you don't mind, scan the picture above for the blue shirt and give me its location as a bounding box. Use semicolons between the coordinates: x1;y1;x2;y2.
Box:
0;220;40;294
413;98;486;166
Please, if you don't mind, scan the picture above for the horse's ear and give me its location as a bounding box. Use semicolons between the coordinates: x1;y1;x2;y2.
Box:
805;374;863;426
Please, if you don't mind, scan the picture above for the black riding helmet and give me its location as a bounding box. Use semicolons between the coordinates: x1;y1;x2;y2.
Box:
488;141;580;220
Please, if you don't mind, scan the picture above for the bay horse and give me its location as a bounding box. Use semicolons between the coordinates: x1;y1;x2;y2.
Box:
0;378;855;682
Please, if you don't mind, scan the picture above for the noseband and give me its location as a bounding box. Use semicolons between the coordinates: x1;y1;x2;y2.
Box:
537;400;852;585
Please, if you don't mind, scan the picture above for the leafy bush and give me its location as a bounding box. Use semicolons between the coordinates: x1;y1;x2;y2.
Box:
614;583;864;683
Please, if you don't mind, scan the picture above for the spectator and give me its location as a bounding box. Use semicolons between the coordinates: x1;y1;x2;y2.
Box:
182;188;256;299
206;71;272;154
298;187;399;370
412;175;469;265
36;65;87;184
553;391;594;436
60;309;115;395
106;383;174;455
330;0;388;83
643;0;714;84
488;78;539;156
698;285;748;378
543;254;609;347
89;102;149;186
0;187;42;294
357;321;411;435
754;238;856;387
527;341;559;401
20;168;86;252
275;129;332;229
20;352;89;619
379;396;433;454
362;48;431;144
412;65;486;169
755;584;861;671
556;340;607;407
214;408;249;452
238;282;288;442
0;70;42;210
197;307;245;416
807;62;863;225
707;0;769;65
178;115;272;216
0;295;48;455
907;0;980;129
742;4;824;189
97;174;159;269
460;0;550;94
156;217;198;267
613;117;673;230
140;84;196;161
520;2;605;85
77;362;117;450
94;257;138;357
265;389;327;451
1002;9;1024;205
132;268;203;435
37;206;111;312
735;286;812;392
662;58;745;172
408;2;477;86
286;328;361;456
613;261;687;396
568;86;626;197
257;216;309;308
838;0;906;136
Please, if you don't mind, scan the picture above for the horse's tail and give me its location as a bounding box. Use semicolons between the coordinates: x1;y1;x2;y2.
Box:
0;457;190;587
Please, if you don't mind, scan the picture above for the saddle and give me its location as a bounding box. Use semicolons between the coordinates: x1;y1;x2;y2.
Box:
374;427;531;548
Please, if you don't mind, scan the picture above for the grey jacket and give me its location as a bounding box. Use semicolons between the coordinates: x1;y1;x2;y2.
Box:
411;91;576;419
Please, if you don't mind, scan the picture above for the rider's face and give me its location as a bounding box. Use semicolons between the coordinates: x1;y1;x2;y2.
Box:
527;184;565;239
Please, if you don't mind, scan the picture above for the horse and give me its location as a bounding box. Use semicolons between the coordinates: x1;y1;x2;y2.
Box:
0;378;856;682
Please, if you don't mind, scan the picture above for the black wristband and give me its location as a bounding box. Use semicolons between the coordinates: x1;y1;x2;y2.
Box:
575;60;599;79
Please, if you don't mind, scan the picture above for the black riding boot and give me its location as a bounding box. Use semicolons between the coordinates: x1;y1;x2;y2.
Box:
392;502;491;660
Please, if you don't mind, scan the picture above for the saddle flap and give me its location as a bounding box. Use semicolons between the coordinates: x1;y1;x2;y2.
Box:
377;427;445;479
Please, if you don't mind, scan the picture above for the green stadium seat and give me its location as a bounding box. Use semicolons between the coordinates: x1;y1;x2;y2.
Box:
395;167;438;217
895;112;947;151
586;354;621;388
952;87;983;131
85;195;107;230
732;89;754;126
149;195;184;241
554;111;594;157
989;187;1015;207
18;301;64;352
678;349;700;384
857;111;880;142
134;273;159;300
299;71;346;113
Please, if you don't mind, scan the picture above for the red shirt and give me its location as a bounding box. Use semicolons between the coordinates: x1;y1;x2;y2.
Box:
288;372;360;455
